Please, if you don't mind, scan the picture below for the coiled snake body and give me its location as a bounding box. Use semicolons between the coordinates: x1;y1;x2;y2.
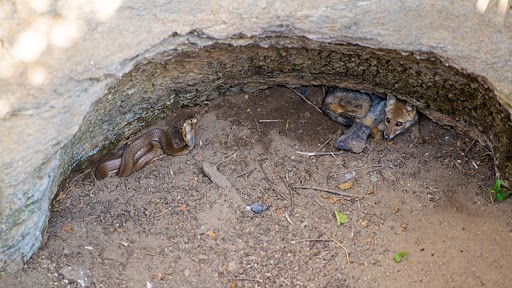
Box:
95;117;197;180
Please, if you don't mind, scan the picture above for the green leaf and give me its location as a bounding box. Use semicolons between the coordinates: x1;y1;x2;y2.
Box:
494;179;502;192
496;193;506;202
393;250;409;263
335;211;348;227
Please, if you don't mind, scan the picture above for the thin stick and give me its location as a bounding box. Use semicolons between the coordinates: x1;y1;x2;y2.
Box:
451;159;464;172
135;249;161;257
154;206;173;218
296;151;345;156
48;219;69;227
258;160;275;192
329;236;350;268
317;135;334;151
292;185;363;199
229;278;263;283
331;165;385;176
285;212;293;225
122;249;134;271
291;238;332;244
258;119;284;123
288;87;323;113
235;168;256;178
279;175;294;215
215;153;237;167
464;139;476;155
291;237;350;268
316;128;342;152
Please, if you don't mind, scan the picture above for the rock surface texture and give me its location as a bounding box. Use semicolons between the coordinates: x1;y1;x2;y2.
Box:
1;0;511;272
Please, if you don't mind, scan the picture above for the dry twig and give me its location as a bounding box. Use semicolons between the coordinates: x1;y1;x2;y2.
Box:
215;153;237;167
229;278;263;283
296;151;345;156
291;237;350;268
235;168;256;178
317;135;334;151
290;238;333;244
258;119;284;123
135;249;161;257
292;185;363;199
279;175;295;215
329;236;350;268
285;212;293;225
464;139;476;155
154;206;173;218
287;87;323;113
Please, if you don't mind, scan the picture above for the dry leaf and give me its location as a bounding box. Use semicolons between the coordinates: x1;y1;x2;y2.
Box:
156;272;163;280
179;203;188;211
329;197;341;204
401;224;408;231
61;226;73;233
206;230;216;239
367;187;375;195
231;280;236;288
364;261;369;267
337;181;353;190
363;237;374;244
359;220;368;228
393;206;400;213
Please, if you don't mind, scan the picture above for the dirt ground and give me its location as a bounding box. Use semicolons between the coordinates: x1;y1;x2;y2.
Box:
3;87;512;288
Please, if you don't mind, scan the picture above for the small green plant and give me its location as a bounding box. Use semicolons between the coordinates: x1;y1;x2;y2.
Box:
393;251;409;263
488;179;511;202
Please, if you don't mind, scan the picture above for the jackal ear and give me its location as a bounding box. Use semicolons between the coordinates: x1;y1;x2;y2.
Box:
387;95;396;105
406;102;416;112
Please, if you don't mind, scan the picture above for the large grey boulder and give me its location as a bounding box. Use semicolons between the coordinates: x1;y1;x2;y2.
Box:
1;0;511;272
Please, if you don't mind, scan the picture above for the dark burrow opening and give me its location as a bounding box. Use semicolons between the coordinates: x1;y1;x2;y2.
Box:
58;36;511;201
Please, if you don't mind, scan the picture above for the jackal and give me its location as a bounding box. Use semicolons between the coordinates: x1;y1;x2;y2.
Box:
322;87;421;144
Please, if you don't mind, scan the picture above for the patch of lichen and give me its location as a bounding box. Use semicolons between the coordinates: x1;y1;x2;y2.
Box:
55;36;512;196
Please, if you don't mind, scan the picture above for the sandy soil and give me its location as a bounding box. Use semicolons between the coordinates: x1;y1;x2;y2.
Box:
2;87;512;288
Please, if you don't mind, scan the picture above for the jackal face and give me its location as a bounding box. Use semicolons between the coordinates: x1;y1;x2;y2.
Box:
384;95;418;140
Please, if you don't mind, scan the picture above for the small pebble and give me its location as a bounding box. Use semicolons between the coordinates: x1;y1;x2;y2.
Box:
339;171;356;183
246;203;266;213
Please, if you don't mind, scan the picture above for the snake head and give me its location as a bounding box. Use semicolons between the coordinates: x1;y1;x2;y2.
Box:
182;117;197;147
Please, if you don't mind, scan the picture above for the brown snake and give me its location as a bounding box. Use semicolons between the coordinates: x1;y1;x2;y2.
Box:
94;117;197;180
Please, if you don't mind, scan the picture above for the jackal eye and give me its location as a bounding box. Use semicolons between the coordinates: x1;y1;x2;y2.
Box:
386;117;390;123
396;121;403;127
